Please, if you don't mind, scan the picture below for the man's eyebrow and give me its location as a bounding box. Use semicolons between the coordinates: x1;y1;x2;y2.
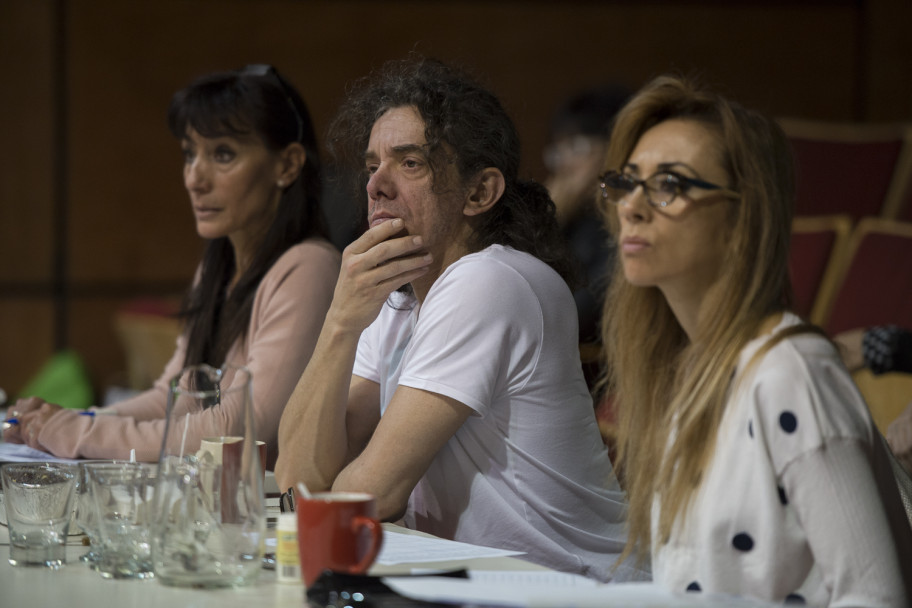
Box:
362;143;428;163
392;143;429;156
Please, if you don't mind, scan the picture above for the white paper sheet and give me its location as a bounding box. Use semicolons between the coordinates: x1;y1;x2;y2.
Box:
0;442;79;463
468;570;599;587
382;577;779;608
377;530;525;565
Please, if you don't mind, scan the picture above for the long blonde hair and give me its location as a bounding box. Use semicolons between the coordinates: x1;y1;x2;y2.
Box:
598;75;796;562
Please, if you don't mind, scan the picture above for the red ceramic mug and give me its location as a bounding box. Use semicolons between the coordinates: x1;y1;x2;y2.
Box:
295;491;384;587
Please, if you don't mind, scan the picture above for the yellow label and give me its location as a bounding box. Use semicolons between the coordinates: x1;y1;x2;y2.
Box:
276;530;300;566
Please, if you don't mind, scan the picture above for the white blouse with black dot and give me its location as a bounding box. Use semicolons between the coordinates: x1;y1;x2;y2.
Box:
651;312;911;607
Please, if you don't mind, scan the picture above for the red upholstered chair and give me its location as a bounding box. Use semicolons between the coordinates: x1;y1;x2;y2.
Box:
819;219;912;438
789;215;852;324
779;119;911;222
881;128;912;222
820;218;912;336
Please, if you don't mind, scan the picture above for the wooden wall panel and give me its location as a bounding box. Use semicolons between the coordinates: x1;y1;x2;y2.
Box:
0;300;55;401
0;1;57;398
0;0;55;283
865;0;912;121
2;0;911;398
63;0;862;282
68;296;148;398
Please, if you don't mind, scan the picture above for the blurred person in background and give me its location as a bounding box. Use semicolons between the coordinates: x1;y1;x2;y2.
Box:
544;85;629;341
835;325;912;472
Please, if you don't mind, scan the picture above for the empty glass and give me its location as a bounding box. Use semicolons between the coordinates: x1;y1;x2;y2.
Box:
86;461;156;579
74;460;124;568
1;462;78;568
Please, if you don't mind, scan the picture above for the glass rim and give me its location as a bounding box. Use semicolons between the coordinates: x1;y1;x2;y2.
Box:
1;461;77;473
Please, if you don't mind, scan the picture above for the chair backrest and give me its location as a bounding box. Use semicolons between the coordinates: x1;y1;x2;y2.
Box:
881;126;912;221
819;218;912;335
897;181;912;223
789;214;853;324
779;119;909;222
114;298;183;391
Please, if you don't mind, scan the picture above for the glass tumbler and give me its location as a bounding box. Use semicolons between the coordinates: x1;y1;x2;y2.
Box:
74;459;124;568
1;462;78;568
86;461;156;579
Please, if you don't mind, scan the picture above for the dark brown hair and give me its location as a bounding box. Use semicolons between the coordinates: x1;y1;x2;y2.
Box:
168;66;329;367
327;56;575;284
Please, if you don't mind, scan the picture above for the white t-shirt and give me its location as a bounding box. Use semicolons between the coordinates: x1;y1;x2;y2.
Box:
653;312;912;606
354;245;644;582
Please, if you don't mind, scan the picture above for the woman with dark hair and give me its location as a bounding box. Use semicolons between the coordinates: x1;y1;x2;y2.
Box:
600;74;911;604
4;66;340;468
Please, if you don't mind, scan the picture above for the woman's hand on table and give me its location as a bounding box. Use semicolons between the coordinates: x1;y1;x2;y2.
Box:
2;397;64;448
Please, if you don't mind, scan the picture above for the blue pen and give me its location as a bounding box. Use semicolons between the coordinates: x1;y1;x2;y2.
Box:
3;411;113;429
7;413;102;420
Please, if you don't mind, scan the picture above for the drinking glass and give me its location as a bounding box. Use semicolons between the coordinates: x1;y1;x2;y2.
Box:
151;364;265;587
86;462;156;579
74;459;123;568
1;462;78;568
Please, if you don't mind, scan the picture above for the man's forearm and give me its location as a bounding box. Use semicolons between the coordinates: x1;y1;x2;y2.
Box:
275;318;362;493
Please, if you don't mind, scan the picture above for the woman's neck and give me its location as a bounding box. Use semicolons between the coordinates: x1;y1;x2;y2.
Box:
227;235;258;292
665;280;785;347
661;281;714;343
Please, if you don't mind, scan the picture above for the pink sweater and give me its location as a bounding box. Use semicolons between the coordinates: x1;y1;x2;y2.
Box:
38;239;340;468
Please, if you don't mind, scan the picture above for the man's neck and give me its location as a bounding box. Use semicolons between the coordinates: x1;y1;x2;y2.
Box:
411;238;475;303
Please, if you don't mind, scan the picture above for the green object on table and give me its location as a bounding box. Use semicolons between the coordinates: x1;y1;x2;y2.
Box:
17;350;94;409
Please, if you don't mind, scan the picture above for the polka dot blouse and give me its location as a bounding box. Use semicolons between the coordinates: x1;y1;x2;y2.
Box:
651;313;911;606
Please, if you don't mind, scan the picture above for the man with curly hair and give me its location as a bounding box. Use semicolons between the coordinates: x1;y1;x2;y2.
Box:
276;57;642;582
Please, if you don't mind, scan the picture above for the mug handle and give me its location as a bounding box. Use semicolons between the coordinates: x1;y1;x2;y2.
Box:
349;516;383;574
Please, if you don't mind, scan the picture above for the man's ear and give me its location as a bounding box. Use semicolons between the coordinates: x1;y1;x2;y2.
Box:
275;142;307;187
463;167;505;216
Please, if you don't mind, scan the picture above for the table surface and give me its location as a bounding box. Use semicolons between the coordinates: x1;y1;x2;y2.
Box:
0;522;549;608
0;469;545;608
0;463;775;607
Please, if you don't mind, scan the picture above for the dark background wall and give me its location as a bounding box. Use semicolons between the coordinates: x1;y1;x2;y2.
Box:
2;0;911;400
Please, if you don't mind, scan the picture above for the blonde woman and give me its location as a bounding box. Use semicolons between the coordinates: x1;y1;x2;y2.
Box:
599;75;911;606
